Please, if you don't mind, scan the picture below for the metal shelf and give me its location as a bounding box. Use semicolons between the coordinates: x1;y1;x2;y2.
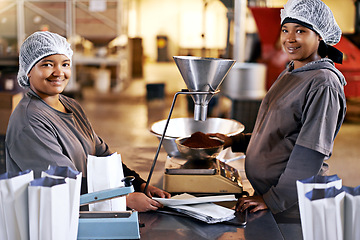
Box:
0;0;130;92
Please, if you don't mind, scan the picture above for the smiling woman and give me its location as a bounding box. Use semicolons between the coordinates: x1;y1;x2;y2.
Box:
5;31;171;212
209;0;347;222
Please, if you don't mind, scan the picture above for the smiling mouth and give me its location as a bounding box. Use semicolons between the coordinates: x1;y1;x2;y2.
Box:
47;78;65;84
287;46;300;53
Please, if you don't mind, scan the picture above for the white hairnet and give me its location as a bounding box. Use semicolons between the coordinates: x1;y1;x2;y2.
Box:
17;31;73;88
280;0;341;46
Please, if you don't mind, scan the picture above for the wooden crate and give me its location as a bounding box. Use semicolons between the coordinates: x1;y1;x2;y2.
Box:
0;91;23;135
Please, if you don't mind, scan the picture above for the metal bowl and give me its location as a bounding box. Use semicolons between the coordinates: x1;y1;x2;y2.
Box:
175;136;224;161
149;117;244;157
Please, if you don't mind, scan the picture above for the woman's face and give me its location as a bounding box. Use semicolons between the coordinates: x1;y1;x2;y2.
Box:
280;23;321;68
27;54;71;98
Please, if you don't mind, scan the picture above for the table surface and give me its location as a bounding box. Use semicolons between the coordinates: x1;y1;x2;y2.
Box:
139;209;286;240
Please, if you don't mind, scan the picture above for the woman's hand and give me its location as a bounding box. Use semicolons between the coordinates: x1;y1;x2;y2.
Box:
207;133;233;149
126;184;171;212
141;183;171;199
236;195;268;213
126;192;163;212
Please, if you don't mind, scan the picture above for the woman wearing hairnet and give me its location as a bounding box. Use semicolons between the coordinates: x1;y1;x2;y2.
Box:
211;0;346;221
5;31;170;212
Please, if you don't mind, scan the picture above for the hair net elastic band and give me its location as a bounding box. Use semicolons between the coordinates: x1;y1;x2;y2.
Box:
25;52;65;75
281;18;315;34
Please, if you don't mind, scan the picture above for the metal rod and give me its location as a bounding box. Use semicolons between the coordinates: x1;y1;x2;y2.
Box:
0;2;15;15
143;89;218;194
25;2;67;30
233;0;247;62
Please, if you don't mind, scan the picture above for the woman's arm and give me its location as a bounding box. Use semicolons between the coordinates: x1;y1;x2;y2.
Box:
236;144;325;214
262;144;325;214
207;132;251;152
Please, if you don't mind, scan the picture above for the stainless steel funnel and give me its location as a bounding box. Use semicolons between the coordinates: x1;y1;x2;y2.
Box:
173;56;236;121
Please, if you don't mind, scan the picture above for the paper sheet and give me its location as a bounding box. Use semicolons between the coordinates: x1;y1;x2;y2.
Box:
155;193;236;224
153;193;237;206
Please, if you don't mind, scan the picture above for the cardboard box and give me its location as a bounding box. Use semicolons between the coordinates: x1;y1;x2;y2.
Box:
0;91;23;135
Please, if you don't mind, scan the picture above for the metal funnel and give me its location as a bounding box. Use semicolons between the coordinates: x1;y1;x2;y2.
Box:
173;56;236;121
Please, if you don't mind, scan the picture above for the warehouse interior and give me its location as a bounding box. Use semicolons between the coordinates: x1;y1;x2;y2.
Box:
1;0;359;185
1;1;360;239
0;0;359;205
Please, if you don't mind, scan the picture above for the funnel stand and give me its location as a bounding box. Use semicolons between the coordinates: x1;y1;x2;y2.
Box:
143;89;219;193
173;56;235;121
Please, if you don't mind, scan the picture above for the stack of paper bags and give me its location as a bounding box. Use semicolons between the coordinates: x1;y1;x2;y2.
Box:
29;166;82;240
28;177;70;239
0;170;34;240
343;186;360;240
297;174;360;240
0;166;81;240
154;193;236;224
41;165;82;240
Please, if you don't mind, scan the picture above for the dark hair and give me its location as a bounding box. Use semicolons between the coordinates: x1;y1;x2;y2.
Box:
318;40;343;64
318;40;328;58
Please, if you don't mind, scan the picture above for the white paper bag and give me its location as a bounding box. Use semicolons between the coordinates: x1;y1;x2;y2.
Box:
28;177;70;240
0;170;34;240
305;187;345;240
87;152;126;211
42;166;82;240
343;186;360;240
296;174;342;240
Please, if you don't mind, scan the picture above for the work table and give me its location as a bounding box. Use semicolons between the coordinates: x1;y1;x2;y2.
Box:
135;150;303;240
139;209;283;240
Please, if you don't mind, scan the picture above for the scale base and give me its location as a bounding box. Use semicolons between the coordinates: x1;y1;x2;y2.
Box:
164;173;242;194
163;157;243;194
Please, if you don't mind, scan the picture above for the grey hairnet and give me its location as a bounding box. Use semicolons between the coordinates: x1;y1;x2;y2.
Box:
17;31;73;88
280;0;342;46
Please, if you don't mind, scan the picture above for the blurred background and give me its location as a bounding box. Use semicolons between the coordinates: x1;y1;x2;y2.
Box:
0;0;359;188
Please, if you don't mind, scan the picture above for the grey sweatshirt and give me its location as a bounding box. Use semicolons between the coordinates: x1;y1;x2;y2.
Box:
5;89;145;191
232;59;346;215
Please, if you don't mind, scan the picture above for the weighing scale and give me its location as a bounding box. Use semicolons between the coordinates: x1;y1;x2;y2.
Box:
77;176;140;240
144;56;237;194
163;156;243;194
